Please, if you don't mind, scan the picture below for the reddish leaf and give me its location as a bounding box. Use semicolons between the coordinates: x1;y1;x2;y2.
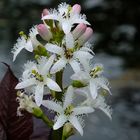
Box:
0;64;33;140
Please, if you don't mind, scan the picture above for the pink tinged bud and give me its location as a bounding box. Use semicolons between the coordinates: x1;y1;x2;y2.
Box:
72;4;81;14
42;9;49;17
72;23;87;40
78;27;93;46
37;24;52;41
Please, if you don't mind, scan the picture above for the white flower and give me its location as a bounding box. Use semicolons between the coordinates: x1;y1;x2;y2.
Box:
16;91;38;116
12;26;40;61
42;3;90;34
45;34;93;74
77;89;112;120
71;64;111;99
42;86;94;135
15;55;61;106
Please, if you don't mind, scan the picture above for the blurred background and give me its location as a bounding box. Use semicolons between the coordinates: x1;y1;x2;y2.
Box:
0;0;140;140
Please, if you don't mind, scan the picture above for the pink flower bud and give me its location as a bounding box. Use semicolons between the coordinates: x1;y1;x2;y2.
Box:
72;4;81;14
72;23;87;39
78;27;93;46
42;9;49;17
37;24;52;41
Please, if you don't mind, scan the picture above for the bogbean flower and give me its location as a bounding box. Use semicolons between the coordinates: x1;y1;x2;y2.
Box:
15;55;61;106
42;86;94;136
12;26;41;61
42;3;90;34
74;88;112;119
45;27;94;74
71;64;111;99
16;91;38;116
12;3;112;138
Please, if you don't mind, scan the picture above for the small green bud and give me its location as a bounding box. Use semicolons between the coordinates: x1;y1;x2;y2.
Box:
63;123;75;139
32;107;43;118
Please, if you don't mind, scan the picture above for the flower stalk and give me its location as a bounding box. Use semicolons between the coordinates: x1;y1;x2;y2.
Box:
13;3;112;140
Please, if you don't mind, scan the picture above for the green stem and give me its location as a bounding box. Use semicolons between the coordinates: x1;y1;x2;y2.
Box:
62;135;67;140
41;114;53;128
55;70;63;101
50;70;64;139
56;70;63;90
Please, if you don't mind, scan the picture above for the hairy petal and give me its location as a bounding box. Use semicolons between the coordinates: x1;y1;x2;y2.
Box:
65;33;74;49
71;71;90;83
41;55;55;75
69;115;83;136
15;78;36;89
89;79;98;99
53;115;67;130
63;86;74;109
42;100;63;113
69;60;81;73
34;84;44;106
95;77;111;94
50;58;67;74
62;21;72;34
46;78;61;92
45;43;64;55
73;106;94;115
42;14;59;21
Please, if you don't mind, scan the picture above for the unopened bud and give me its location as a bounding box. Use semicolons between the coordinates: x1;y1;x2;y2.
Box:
42;9;49;17
63;123;75;139
78;27;93;46
72;23;87;39
37;24;52;41
72;4;81;14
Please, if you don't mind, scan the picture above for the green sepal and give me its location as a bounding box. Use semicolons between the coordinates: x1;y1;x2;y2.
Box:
72;80;86;88
34;45;50;57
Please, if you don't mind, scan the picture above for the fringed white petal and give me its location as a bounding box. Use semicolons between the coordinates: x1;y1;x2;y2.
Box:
42;14;59;21
41;55;55;75
92;95;112;120
29;26;41;47
63;86;74;109
69;60;81;73
62;21;72;34
53;114;67;130
99;106;112;120
75;51;93;60
58;2;69;16
89;79;98;99
45;43;64;55
95;77;111;94
74;87;89;97
73;106;94;115
80;47;95;55
46;78;61;92
74;51;93;72
74;19;90;25
12;37;26;61
69;115;83;136
15;78;36;89
50;58;67;74
42;100;63;113
71;71;90;83
25;39;33;52
34;84;44;106
65;33;74;49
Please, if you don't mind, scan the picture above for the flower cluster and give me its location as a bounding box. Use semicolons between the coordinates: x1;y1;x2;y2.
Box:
12;3;112;138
